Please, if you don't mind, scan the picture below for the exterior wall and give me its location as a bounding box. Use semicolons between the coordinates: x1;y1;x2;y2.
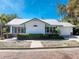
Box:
25;20;45;34
60;27;73;36
9;19;73;35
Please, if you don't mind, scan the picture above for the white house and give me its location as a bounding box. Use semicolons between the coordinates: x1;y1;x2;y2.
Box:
6;18;75;36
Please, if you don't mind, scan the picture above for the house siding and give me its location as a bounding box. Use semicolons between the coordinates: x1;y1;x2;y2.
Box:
60;27;73;36
25;20;45;34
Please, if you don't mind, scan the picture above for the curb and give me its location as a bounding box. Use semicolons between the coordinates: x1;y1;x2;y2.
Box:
0;46;79;50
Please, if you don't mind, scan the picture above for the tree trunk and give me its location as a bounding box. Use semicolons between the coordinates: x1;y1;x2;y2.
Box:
0;25;3;39
6;32;8;39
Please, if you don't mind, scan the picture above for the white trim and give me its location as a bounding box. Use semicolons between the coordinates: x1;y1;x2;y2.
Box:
10;26;12;34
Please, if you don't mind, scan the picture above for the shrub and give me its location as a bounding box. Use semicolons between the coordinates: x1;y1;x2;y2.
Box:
29;34;43;39
17;34;29;40
43;34;50;39
17;34;64;40
51;36;64;40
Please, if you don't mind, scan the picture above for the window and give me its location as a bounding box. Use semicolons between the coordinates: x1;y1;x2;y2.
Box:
12;27;26;34
45;27;53;33
6;26;10;33
12;27;17;33
50;27;52;32
33;25;37;27
45;27;49;33
21;27;26;33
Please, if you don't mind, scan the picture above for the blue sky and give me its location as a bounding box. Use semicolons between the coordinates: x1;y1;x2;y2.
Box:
0;0;68;19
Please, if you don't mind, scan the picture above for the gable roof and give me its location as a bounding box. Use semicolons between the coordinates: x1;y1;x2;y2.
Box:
6;18;75;27
7;18;62;26
7;19;31;25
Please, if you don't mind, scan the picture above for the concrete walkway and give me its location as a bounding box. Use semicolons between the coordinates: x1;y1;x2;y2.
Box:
30;40;43;48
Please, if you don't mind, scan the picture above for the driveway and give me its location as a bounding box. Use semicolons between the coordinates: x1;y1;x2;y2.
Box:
0;48;79;59
64;35;79;40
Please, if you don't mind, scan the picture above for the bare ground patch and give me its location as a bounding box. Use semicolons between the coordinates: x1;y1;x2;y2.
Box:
41;40;79;47
0;40;31;48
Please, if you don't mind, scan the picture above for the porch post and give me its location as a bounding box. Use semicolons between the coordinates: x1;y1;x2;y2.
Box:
16;27;18;34
25;27;27;34
10;26;12;34
20;27;21;34
52;27;53;33
49;26;50;34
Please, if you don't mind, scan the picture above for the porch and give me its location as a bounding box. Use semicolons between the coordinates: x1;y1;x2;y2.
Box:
10;25;26;35
45;26;61;35
9;26;61;35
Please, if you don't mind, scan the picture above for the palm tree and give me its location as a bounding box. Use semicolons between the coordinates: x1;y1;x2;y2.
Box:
0;14;17;39
0;14;7;39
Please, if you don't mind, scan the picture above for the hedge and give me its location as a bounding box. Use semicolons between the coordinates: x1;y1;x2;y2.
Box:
17;34;64;40
29;34;43;39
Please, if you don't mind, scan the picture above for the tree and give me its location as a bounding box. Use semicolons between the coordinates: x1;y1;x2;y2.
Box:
57;3;67;18
0;14;17;39
57;0;79;24
57;0;79;35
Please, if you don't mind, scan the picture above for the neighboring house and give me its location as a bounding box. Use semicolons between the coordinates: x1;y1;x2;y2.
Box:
6;18;75;36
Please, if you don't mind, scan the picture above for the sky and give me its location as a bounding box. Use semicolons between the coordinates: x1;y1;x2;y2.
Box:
0;0;68;19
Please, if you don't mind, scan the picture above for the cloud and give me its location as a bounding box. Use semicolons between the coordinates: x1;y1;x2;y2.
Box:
0;0;25;14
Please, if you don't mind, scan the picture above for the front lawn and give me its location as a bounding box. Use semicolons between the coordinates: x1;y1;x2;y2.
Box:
0;40;31;48
0;39;79;48
41;40;79;48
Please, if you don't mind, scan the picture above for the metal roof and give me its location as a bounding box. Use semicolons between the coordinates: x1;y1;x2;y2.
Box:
60;22;75;27
42;20;62;26
6;18;75;27
6;19;30;25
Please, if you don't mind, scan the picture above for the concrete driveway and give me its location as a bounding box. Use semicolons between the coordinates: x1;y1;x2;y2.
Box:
64;35;79;40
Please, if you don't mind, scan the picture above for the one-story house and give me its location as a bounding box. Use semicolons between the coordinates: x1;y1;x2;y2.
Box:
6;18;75;36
